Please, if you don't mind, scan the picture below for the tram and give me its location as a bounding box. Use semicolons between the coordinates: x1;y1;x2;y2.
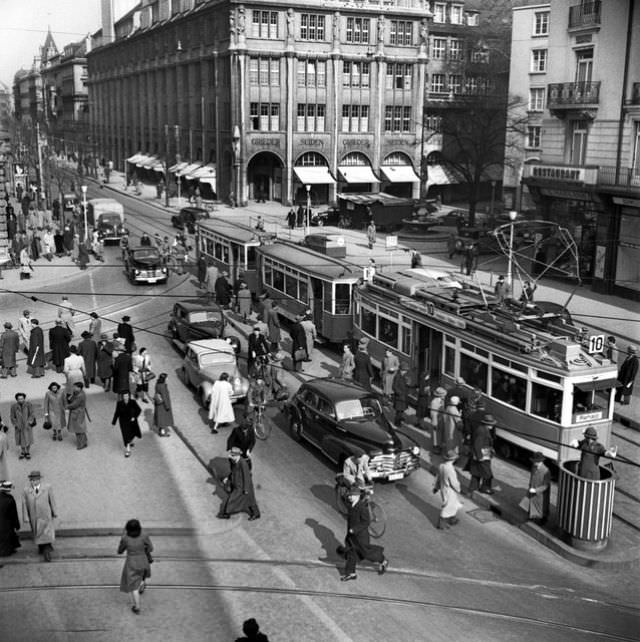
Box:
352;268;618;461
196;217;273;292
256;241;360;343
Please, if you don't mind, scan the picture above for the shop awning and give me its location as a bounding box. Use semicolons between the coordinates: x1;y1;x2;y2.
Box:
198;177;217;191
169;161;189;173
380;165;420;183
575;379;619;392
426;163;464;186
151;161;165;173
139;155;159;169
181;162;204;179
338;166;380;184
294;166;336;185
134;154;152;168
127;153;144;164
189;163;216;180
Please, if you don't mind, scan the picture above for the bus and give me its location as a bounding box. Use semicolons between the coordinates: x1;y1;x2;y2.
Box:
351;268;617;462
197;217;272;292
256;241;360;343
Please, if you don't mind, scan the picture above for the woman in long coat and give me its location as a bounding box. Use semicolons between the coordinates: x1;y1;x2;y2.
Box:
112;350;132;396
218;448;260;520
22;471;57;561
208;373;235;433
78;332;98;384
434;449;463;529
28;320;46;378
469;415;496;494
111;392;142;457
10;393;35;460
65;382;88;450
236;282;252;321
0;481;21;556
97;334;114;391
153;373;174;437
48;320;72;373
118;518;153;614
43;382;66;442
300;315;317;361
340;344;355;380
63;345;86;394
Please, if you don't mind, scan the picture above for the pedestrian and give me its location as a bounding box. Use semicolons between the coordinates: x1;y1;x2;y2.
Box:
366;220;376;250
19;247;33;279
469;413;496;494
434;448;463;530
197;254;207;289
494;275;508;303
18;309;31;354
463;243;477;276
66;381;88;450
208;372;236;434
235;618;270;642
58;295;76;337
0;322;20;378
78;240;90;270
353;338;374;389
78;331;98;386
0;480;21;557
0;422;10;481
571;426;617;480
247;325;270;378
605;336;617;364
392;363;411;426
22;470;57;562
264;301;281;352
255;215;265;230
153;373;174;437
340;343;355;380
88;312;102;342
62;224;73;256
117;316;135;353
118;518;153;614
140;231;151;246
339;487;388;582
286;206;296;230
381;349;400;402
112;392;142;458
226;416;256;461
215;271;233;308
132;347;152;403
63;345;87;394
44;382;66;442
442;395;462;453
217;446;260;520
300;312;317;361
97;334;114;391
617;345;638;405
415;373;433;430
523;452;550;525
10;393;36;460
290;314;307;372
237;282;252;321
410;248;422;268
205;261;219;302
112;348;133;397
91;229;104;262
172;235;188;275
296;204;305;227
520;280;536;304
48;319;72;373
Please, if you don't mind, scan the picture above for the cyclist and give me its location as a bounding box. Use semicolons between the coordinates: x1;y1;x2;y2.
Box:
342;452;372;489
245;377;268;419
247;326;270;378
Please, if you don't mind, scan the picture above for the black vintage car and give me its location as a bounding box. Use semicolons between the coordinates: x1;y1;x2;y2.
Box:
286;378;420;481
124;246;168;284
171;207;209;234
168;299;226;346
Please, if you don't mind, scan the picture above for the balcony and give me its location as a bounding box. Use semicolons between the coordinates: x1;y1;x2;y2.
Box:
568;1;601;30
597;166;640;191
547;81;600;118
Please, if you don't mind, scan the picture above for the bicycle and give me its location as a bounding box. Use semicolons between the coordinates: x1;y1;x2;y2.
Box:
334;475;387;539
251;403;271;441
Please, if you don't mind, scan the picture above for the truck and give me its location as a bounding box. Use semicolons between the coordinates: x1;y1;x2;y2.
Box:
86;198;127;243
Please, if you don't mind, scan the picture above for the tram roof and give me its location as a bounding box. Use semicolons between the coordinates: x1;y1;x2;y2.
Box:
198;218;268;244
257;242;359;281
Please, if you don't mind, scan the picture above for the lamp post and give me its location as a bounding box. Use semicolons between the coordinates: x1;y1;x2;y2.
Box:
232;125;241;207
81;184;89;243
305;184;311;236
490;180;496;217
506;209;517;292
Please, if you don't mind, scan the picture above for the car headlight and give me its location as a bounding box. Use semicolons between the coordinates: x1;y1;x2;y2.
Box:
412;446;420;456
162;267;167;274
135;269;141;275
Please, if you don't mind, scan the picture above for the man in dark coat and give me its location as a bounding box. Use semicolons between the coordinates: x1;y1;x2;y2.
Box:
215;272;232;308
392;363;410;426
290;315;307;372
247;326;270;377
78;331;99;385
48;320;72;373
0;481;21;556
339;487;387;582
617;345;639;405
226;418;257;460
353;339;374;389
117;316;135;353
217;447;260;520
28;319;46;378
112;350;133;396
469;414;496;494
0;322;20;377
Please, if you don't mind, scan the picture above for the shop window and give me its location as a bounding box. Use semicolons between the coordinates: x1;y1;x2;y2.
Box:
531;382;561;422
491;368;526;410
460;353;488;392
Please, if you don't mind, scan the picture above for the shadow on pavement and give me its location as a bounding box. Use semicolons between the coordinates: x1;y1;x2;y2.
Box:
305;517;344;570
395;483;441;530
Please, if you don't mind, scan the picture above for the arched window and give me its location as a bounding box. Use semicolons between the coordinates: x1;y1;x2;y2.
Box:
426;151;443;166
383;152;412;166
340;152;370;166
297;152;328;167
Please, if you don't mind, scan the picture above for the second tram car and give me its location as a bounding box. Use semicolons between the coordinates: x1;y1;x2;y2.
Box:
352;268;617;462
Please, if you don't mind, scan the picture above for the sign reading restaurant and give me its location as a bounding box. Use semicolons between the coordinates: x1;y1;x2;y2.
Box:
524;164;598;185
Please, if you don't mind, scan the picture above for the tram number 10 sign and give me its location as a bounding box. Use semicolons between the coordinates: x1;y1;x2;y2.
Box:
588;334;605;354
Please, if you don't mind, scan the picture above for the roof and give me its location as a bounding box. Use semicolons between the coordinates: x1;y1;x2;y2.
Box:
302;377;374;402
176;299;223;313
188;339;235;357
198;217;269;245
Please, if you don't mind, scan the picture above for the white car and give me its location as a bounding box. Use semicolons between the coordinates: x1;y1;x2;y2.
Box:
181;339;249;406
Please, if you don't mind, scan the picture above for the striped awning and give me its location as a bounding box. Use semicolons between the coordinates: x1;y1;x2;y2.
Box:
380;165;420;183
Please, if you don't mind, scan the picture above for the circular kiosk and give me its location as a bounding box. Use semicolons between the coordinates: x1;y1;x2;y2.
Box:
557;460;616;551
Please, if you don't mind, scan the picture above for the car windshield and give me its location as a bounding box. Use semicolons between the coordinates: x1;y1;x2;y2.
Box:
199;352;234;367
188;311;220;323
335;397;382;421
101;214;121;225
133;249;160;260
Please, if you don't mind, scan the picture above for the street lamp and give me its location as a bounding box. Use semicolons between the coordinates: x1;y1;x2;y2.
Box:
506;209;517;293
305;184;311;236
232;125;241;207
81;185;88;243
490;180;496;217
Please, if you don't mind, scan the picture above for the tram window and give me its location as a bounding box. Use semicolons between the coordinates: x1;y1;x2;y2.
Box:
445;334;455;344
460;353;487;392
361;307;376;337
444;346;455;376
205;238;214;255
247;246;257;270
379;317;399;347
401;326;411;355
285;274;298;299
531;382;561;422
572;386;611;417
263;263;272;286
335;283;351;314
536;370;561;384
299;279;308;304
273;268;285;292
491;368;526;410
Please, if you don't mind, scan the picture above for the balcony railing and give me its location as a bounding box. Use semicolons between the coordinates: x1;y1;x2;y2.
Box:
598;166;640;189
547;81;600;108
568;1;601;29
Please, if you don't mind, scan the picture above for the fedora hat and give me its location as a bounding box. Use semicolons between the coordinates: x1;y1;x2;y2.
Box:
481;414;497;425
28;470;42;479
530;451;545;463
584;426;598;439
228;446;243;456
434;387;447;397
444;448;459;461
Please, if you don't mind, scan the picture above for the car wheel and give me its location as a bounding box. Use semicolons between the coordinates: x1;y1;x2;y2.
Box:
289;414;303;442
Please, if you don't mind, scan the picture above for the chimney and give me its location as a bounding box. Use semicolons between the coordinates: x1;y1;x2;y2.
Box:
101;0;115;45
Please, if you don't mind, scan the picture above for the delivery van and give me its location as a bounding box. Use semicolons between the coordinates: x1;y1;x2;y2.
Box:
87;198;127;243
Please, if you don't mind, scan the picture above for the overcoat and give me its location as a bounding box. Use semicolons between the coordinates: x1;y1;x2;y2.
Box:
111;399;142;445
10;401;35;447
22;483;57;545
220;457;259;515
435;460;463;519
226;424;256;458
78;338;98;380
382;353;399;396
353;350;374;388
43;390;67;431
0;431;9;481
48;325;72;368
300;319;317;358
88;317;102;342
28;326;45;369
0;491;20;555
392;371;410;413
0;329;19;368
237;287;252;317
153;381;174;428
576;438;607;480
527;463;551;520
65;389;87;434
112;352;132;394
264;305;281;344
18;317;31;350
215;275;232;306
208;380;235;423
63;353;86;392
290;321;307;360
442;404;462;451
618;354;639;396
469;424;494;480
116;322;135;353
96;340;113;379
344;499;384;563
340;351;355;380
118;533;153;592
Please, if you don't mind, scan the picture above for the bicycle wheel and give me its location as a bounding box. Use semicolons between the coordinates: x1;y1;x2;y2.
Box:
334;485;349;516
254;413;271;440
368;501;387;539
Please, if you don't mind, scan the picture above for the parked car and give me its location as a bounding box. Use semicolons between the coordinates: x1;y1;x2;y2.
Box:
124;246;168;284
171;207;209;234
286;378;420;481
168;299;226;345
181;339;249;406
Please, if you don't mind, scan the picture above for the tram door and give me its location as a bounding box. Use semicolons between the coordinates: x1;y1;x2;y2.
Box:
414;322;443;380
310;277;324;336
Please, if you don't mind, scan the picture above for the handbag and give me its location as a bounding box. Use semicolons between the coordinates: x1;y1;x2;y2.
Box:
42;419;52;431
294;348;306;362
29;416;37;428
143;370;156;383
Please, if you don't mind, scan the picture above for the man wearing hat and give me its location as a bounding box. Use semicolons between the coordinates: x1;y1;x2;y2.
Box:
290;314;307;372
434;448;463;530
97;333;114;391
247;325;270;378
354;338;374;389
22;470;57;562
571;426;617;480
217;446;260;521
48;319;72;374
28;319;46;378
0;480;20;557
18;309;32;354
525;452;550;524
117;316;135;353
442;395;462;453
0;322;20;378
215;271;233;308
617;345;638;405
429;387;448;454
469;414;497;494
78;330;98;386
392;363;411;426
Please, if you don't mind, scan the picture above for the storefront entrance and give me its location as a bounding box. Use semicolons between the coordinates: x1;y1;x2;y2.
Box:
247;152;283;203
